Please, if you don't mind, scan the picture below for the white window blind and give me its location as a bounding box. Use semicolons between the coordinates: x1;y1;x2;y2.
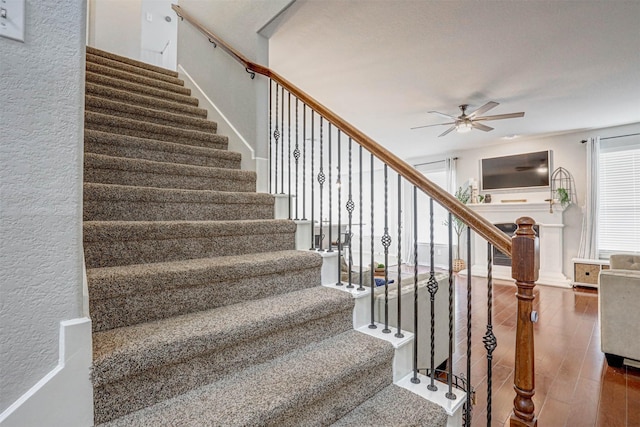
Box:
598;135;640;258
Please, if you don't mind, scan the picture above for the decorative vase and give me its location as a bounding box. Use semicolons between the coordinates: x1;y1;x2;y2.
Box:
453;259;466;272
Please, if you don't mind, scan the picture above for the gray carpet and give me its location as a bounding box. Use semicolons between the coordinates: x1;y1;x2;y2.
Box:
84;46;447;427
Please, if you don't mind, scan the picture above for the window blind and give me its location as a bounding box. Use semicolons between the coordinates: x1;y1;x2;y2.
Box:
598;135;640;258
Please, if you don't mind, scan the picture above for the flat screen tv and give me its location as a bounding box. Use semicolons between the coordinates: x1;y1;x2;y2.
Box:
481;150;551;191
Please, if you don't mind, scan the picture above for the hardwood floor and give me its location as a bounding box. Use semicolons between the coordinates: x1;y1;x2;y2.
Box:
444;274;640;427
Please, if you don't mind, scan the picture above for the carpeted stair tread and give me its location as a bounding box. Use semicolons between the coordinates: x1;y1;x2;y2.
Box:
84;130;241;169
87;45;179;77
86;52;184;85
88;250;323;331
83;219;296;267
93;287;355;424
92;286;354;385
86;71;198;106
84;153;254;192
86;82;207;118
85;95;217;133
99;329;394;427
84;183;274;221
85;111;225;148
87;62;190;95
331;384;449;427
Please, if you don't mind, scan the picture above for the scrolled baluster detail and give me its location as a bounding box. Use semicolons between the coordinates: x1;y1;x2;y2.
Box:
427;197;438;391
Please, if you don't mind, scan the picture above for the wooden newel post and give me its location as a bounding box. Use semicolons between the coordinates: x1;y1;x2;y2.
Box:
510;217;539;427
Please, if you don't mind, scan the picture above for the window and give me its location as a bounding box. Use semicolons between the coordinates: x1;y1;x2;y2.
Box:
598;135;640;258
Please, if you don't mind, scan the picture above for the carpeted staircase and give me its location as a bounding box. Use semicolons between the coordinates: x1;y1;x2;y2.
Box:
83;46;447;426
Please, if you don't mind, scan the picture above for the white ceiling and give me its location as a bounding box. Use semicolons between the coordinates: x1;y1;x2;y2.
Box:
269;0;640;159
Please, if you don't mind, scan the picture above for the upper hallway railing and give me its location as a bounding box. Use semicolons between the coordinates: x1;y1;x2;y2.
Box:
172;5;539;427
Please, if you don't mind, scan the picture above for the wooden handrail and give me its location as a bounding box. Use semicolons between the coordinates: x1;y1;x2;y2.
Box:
171;4;512;257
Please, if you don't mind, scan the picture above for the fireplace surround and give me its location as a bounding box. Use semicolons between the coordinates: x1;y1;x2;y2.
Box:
464;202;570;288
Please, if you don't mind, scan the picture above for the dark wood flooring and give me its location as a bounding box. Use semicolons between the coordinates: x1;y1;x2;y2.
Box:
443;274;640;427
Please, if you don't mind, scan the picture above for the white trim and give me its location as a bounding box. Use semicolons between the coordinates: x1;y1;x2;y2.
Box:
178;64;260;161
0;318;93;427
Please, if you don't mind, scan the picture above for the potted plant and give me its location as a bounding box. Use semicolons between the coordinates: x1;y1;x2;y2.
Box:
374;263;385;274
444;186;471;272
556;187;571;208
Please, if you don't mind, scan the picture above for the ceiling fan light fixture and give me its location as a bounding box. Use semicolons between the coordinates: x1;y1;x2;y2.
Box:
456;121;473;133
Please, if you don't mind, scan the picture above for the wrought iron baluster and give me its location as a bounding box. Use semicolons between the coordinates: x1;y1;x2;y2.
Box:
369;153;376;330
427;197;438;391
446;212;456;400
280;85;284;194
347;138;357;290
382;164;391;334
484;242;497;426
395;175;403;338
287;92;292;218
327;123;333;253
269;80;272;193
318;117;325;251
310;111;315;250
465;226;472;427
358;144;364;292
293;98;300;220
274;83;280;194
336;131;342;286
302;104;307;221
411;186;420;384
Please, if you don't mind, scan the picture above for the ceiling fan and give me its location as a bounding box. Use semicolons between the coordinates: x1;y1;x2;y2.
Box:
411;102;525;137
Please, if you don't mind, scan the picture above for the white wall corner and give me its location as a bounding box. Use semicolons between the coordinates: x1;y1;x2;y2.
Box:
0;318;94;427
178;64;263;167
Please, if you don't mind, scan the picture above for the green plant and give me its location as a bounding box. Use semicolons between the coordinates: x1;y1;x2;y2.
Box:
377;263;385;269
443;186;471;259
556;187;571;208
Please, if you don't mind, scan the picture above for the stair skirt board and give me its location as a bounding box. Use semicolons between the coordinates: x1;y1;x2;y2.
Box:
83;47;449;427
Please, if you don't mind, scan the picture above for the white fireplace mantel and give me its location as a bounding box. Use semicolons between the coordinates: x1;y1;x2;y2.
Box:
465;202;571;288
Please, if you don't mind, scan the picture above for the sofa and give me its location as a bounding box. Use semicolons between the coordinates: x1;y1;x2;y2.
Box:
599;254;640;367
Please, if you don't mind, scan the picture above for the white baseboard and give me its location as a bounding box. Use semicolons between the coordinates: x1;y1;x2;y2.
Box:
0;318;93;427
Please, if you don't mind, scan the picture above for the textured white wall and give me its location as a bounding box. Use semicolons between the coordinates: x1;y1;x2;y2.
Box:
177;0;293;163
0;0;85;413
90;0;142;60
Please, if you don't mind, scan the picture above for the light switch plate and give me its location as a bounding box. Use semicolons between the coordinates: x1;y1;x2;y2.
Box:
0;0;25;42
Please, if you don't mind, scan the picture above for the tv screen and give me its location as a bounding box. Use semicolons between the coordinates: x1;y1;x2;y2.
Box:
481;151;551;191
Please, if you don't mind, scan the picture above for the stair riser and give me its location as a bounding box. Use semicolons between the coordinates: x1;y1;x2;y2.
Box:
86;83;206;118
84;200;273;222
84;140;239;169
86;72;197;106
90;266;321;331
85;116;225;150
85;98;216;133
87;62;190;96
84;231;293;268
86;53;184;85
84;131;240;169
87;46;179;78
84;168;255;193
93;308;353;424
271;361;393;427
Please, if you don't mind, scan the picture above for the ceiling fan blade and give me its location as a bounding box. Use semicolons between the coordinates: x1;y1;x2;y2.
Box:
410;121;456;130
438;126;457;137
428;111;458;120
472;122;494;132
467;101;499;118
475;112;525;121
